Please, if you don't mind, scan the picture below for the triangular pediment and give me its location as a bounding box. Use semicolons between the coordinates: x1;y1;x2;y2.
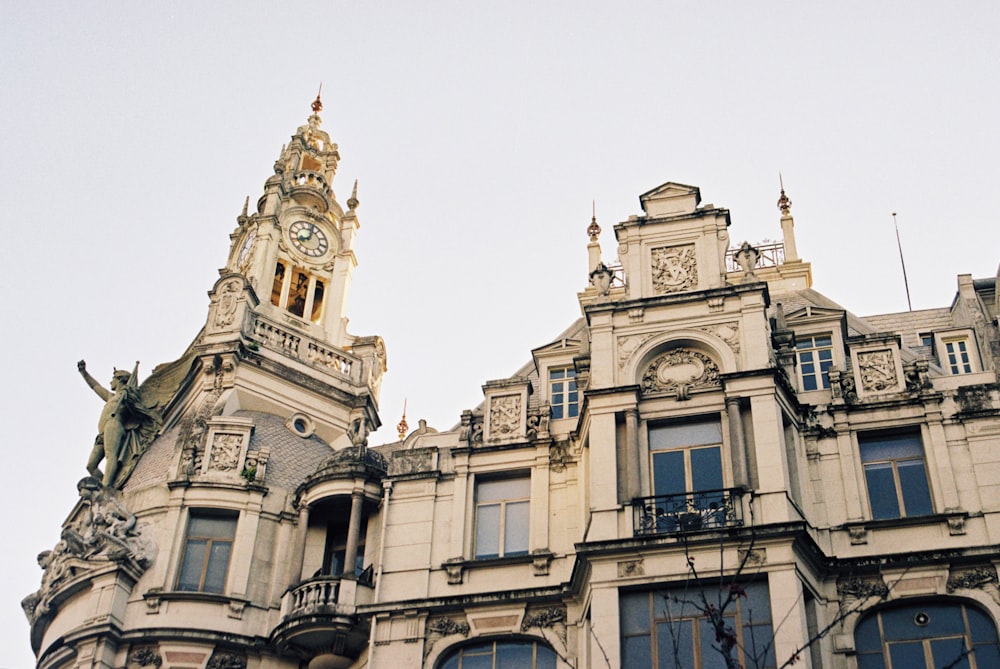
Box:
639;182;702;217
785;305;845;321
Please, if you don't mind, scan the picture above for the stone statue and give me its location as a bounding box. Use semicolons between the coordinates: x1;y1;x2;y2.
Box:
78;360;161;488
22;477;157;623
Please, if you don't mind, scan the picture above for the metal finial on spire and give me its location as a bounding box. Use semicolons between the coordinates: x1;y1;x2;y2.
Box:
347;179;359;211
396;400;409;441
587;200;601;242
311;84;323;114
777;173;792;216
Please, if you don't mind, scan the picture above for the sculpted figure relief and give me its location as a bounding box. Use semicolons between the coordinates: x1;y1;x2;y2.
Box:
22;477;157;623
78;360;161;488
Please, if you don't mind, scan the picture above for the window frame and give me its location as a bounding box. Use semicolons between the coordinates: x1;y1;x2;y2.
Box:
858;430;934;520
437;638;557;669
175;511;238;594
548;366;579;420
932;329;981;376
621;579;775;669
855;600;1000;668
795;333;835;391
647;417;726;498
473;473;531;559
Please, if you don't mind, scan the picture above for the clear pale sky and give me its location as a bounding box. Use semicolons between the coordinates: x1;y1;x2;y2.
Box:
2;3;998;666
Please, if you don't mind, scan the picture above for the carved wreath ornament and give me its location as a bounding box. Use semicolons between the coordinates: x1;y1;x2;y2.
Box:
641;349;720;398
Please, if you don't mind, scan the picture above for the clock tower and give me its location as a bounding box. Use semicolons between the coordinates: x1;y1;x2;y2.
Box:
202;94;385;443
227;94;361;349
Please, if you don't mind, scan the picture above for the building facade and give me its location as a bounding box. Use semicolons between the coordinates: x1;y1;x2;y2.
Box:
24;101;1000;669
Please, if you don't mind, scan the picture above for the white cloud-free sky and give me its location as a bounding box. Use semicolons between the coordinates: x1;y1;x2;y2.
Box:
2;2;998;665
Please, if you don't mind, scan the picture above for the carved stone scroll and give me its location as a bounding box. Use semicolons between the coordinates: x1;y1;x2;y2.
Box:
640;348;720;398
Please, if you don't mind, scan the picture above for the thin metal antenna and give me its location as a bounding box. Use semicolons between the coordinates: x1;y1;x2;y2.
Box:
892;212;913;311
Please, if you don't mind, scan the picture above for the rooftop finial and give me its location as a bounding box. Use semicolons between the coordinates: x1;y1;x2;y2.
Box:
311;84;323;114
237;196;250;226
777;173;792;216
347;179;359;211
587;200;601;242
396;399;409;441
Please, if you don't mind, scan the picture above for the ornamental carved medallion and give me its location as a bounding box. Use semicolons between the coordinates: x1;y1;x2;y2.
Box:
641;349;720;396
489;395;522;436
857;349;898;393
651;245;697;294
208;433;243;471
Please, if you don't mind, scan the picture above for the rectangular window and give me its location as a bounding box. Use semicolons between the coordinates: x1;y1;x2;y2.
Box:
649;419;724;498
944;338;973;374
859;431;933;520
475;476;530;559
796;334;834;391
549;368;579;419
176;512;237;593
621;580;775;669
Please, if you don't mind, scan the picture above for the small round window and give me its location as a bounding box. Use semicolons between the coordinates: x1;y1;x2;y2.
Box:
286;413;315;438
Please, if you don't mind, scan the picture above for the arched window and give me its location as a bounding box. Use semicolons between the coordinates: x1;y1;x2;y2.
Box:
855;600;1000;668
437;639;557;669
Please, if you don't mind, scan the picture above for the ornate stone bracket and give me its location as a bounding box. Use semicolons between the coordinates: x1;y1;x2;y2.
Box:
531;550;554;576
521;607;568;645
444;558;464;585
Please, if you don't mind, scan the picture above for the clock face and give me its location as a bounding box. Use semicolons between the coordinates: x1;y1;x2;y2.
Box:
289;221;329;258
237;229;256;269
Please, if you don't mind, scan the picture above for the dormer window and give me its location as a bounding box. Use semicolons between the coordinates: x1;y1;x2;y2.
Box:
795;334;834;391
270;261;325;324
931;330;981;375
944;337;973;374
549;367;579;419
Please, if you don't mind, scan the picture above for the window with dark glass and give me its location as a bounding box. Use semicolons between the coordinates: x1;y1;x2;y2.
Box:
795;334;834;391
176;512;237;593
621;580;775;669
475;476;529;559
549;367;579;419
944;338;973;374
649;419;724;497
438;639;556;669
855;601;1000;668
859;431;933;520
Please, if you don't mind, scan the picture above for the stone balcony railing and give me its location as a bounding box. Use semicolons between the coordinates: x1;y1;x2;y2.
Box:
633;488;744;536
250;315;359;383
282;576;341;618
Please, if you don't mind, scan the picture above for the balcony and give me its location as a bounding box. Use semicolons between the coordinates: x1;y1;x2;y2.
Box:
271;575;373;665
633;488;744;537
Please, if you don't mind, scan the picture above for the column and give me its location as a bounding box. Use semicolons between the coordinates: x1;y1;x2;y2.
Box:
725;397;749;488
343;491;365;577
625;408;640;500
287;506;310;585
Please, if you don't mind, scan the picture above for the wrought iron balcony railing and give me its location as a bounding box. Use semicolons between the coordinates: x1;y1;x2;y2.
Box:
633;488;744;537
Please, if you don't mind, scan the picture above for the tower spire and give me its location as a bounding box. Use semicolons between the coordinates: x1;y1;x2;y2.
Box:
312;84;323;114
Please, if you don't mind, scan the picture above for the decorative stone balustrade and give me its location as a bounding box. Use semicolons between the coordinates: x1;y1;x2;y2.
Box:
250;316;356;381
284;576;340;617
292;171;329;191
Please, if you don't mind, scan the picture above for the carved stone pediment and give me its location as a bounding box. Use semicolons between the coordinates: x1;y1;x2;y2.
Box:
640;348;720;399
